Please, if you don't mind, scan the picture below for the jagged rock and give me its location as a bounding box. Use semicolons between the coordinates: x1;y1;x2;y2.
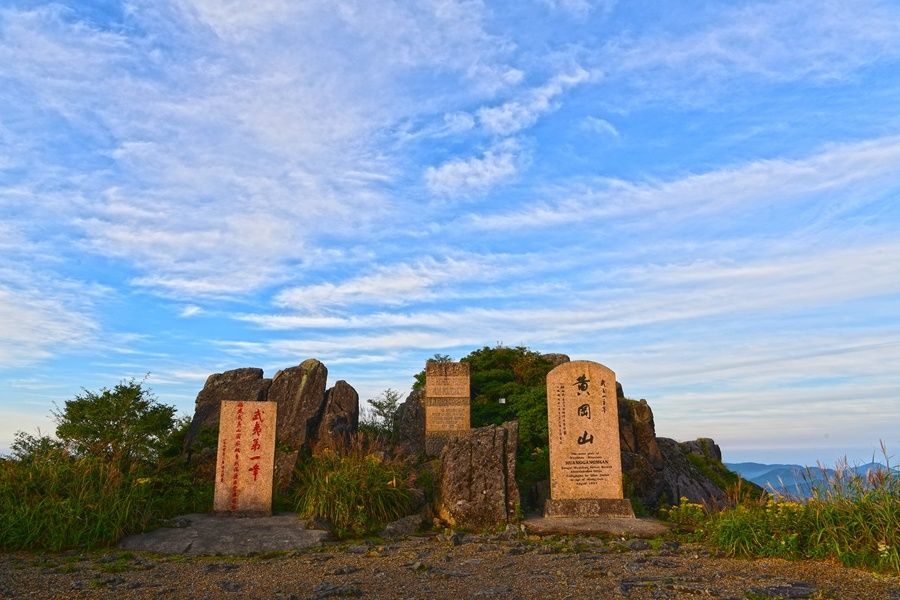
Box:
266;359;328;489
656;438;727;506
619;398;663;469
437;422;519;529
268;359;329;449
540;353;570;367
316;380;359;447
617;393;734;511
679;438;722;463
184;368;272;454
394;389;425;456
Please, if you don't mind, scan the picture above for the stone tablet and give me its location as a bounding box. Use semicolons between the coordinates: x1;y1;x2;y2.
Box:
424;361;470;433
545;361;632;517
214;400;277;516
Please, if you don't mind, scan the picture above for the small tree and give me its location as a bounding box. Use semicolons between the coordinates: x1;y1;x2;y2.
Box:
363;388;403;437
53;379;176;465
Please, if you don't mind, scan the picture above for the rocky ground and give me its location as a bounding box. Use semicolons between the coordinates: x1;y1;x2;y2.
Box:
2;532;898;600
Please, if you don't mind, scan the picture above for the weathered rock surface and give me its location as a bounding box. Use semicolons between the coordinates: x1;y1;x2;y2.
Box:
118;513;329;555
267;359;328;488
656;437;728;505
184;368;272;454
617;390;735;511
268;359;329;450
616;383;740;510
394;389;425;456
437;422;519;529
317;380;359;447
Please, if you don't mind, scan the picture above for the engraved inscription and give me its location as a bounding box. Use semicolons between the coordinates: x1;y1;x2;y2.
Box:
546;361;623;501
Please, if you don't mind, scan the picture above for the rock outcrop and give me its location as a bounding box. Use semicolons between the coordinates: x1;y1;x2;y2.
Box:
317;380;360;446
184;368;272;455
393;389;426;456
268;359;329;450
437;422;520;529
184;359;361;490
618;390;737;510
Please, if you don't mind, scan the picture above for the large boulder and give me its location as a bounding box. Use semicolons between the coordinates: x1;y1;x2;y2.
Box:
184;368;272;455
268;359;329;450
437;422;520;529
393;389;425;456
267;359;329;488
316;380;359;447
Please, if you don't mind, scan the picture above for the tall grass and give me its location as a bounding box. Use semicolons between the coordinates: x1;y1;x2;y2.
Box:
661;446;899;573
294;435;413;539
0;450;211;551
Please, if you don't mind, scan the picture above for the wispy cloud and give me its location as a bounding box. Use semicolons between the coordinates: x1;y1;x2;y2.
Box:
425;140;525;196
477;68;594;136
465;136;900;230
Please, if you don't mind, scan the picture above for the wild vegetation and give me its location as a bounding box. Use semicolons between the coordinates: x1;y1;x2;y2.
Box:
661;451;899;573
0;381;210;551
293;435;418;539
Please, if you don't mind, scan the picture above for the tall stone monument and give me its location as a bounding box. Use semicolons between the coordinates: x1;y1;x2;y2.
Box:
545;361;634;518
214;400;278;516
424;361;470;455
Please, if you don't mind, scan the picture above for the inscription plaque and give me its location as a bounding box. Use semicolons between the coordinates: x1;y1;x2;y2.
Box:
424;362;470;434
214;400;277;515
546;361;624;502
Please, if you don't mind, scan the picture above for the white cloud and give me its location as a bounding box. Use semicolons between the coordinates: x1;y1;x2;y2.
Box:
582;116;619;137
179;305;203;317
0;282;97;367
466;135;900;230
600;0;900;103
425;141;524;195
273;256;502;310
0;1;521;299
477;67;594;136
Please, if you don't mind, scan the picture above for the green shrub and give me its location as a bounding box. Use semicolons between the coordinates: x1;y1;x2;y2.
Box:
0;380;211;551
293;442;413;539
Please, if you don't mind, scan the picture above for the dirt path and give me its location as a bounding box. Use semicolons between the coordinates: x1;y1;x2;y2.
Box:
2;534;898;599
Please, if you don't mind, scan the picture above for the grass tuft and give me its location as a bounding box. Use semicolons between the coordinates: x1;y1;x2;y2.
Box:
661;444;899;573
293;434;414;539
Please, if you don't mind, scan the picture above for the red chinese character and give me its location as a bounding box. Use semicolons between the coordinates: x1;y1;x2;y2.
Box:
252;422;262;436
251;438;261;451
248;463;261;481
252;409;263;422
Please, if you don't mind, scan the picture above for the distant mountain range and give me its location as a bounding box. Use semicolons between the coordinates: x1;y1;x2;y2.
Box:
725;461;894;498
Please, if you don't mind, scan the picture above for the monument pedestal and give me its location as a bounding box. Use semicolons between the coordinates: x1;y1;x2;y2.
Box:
544;498;634;518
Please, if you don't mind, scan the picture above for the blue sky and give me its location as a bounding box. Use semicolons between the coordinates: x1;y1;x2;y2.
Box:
1;0;899;466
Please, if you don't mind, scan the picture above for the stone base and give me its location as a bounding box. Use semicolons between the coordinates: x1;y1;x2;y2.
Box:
544;498;635;518
524;516;667;537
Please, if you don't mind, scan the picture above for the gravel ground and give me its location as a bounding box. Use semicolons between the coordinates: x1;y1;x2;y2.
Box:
2;534;898;599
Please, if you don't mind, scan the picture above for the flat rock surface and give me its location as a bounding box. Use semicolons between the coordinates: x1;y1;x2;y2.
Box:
117;513;329;556
3;533;897;599
523;516;669;537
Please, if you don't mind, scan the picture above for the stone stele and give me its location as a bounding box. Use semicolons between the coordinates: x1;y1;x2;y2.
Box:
424;361;471;434
214;400;278;516
545;361;633;518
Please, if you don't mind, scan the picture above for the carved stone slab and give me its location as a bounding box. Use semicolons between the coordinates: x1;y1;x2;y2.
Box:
424;361;470;434
214;400;277;516
546;361;625;504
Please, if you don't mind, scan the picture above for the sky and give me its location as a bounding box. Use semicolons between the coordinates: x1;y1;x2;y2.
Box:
1;0;899;466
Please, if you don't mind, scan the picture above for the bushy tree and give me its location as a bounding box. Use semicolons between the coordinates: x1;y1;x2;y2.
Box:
53;379;177;465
